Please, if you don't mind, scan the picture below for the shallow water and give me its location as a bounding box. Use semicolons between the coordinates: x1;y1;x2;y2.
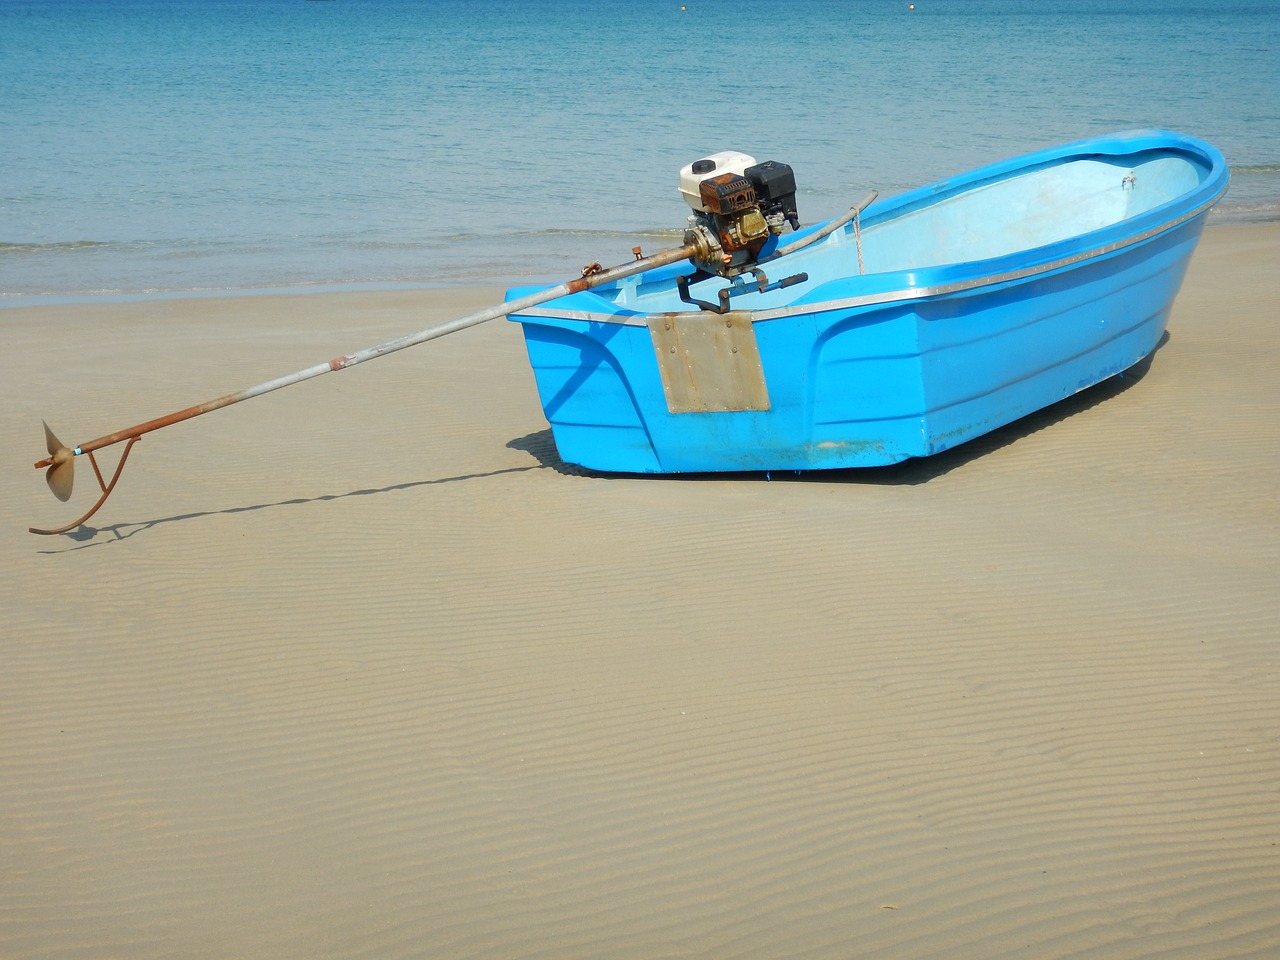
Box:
2;0;1277;300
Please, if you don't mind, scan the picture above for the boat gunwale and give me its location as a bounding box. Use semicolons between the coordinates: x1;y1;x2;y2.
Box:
509;130;1228;329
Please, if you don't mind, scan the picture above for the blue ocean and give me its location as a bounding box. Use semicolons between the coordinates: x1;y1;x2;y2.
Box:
2;0;1278;303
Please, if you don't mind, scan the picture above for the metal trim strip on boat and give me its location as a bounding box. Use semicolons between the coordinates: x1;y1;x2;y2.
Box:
513;185;1226;328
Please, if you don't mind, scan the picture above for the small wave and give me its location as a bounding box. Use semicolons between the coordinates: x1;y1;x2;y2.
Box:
0;239;114;255
1210;198;1280;224
508;226;686;242
1230;163;1280;176
0;279;469;310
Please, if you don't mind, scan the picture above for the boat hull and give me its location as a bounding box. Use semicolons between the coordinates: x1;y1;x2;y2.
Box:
508;130;1227;473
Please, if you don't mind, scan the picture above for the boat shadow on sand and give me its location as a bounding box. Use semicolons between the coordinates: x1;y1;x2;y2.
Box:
512;336;1165;487
46;339;1162;550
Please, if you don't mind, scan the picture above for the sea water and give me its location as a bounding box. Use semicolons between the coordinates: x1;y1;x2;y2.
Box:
2;0;1278;302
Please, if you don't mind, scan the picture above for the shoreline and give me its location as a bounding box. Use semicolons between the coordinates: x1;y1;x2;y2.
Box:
4;209;1277;311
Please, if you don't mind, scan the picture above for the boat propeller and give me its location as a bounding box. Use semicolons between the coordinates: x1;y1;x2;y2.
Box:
32;421;143;536
29;152;876;536
42;421;75;502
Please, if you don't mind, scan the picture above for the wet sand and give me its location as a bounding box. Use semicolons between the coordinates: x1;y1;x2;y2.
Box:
4;222;1278;959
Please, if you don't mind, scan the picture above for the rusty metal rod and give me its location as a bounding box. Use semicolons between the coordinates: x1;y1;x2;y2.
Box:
31;188;882;535
33;241;698;472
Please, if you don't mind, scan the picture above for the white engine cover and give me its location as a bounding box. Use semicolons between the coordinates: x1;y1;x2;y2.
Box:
678;151;756;213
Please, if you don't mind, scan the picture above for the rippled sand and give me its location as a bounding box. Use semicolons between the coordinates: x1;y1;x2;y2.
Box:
5;223;1278;959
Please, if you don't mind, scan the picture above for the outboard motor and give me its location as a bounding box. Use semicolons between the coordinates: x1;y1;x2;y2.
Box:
679;152;800;278
675;152;807;312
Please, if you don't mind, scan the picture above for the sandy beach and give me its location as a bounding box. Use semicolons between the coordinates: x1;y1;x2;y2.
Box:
3;222;1278;958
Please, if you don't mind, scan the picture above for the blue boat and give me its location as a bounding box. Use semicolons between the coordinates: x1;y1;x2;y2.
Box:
506;130;1228;473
